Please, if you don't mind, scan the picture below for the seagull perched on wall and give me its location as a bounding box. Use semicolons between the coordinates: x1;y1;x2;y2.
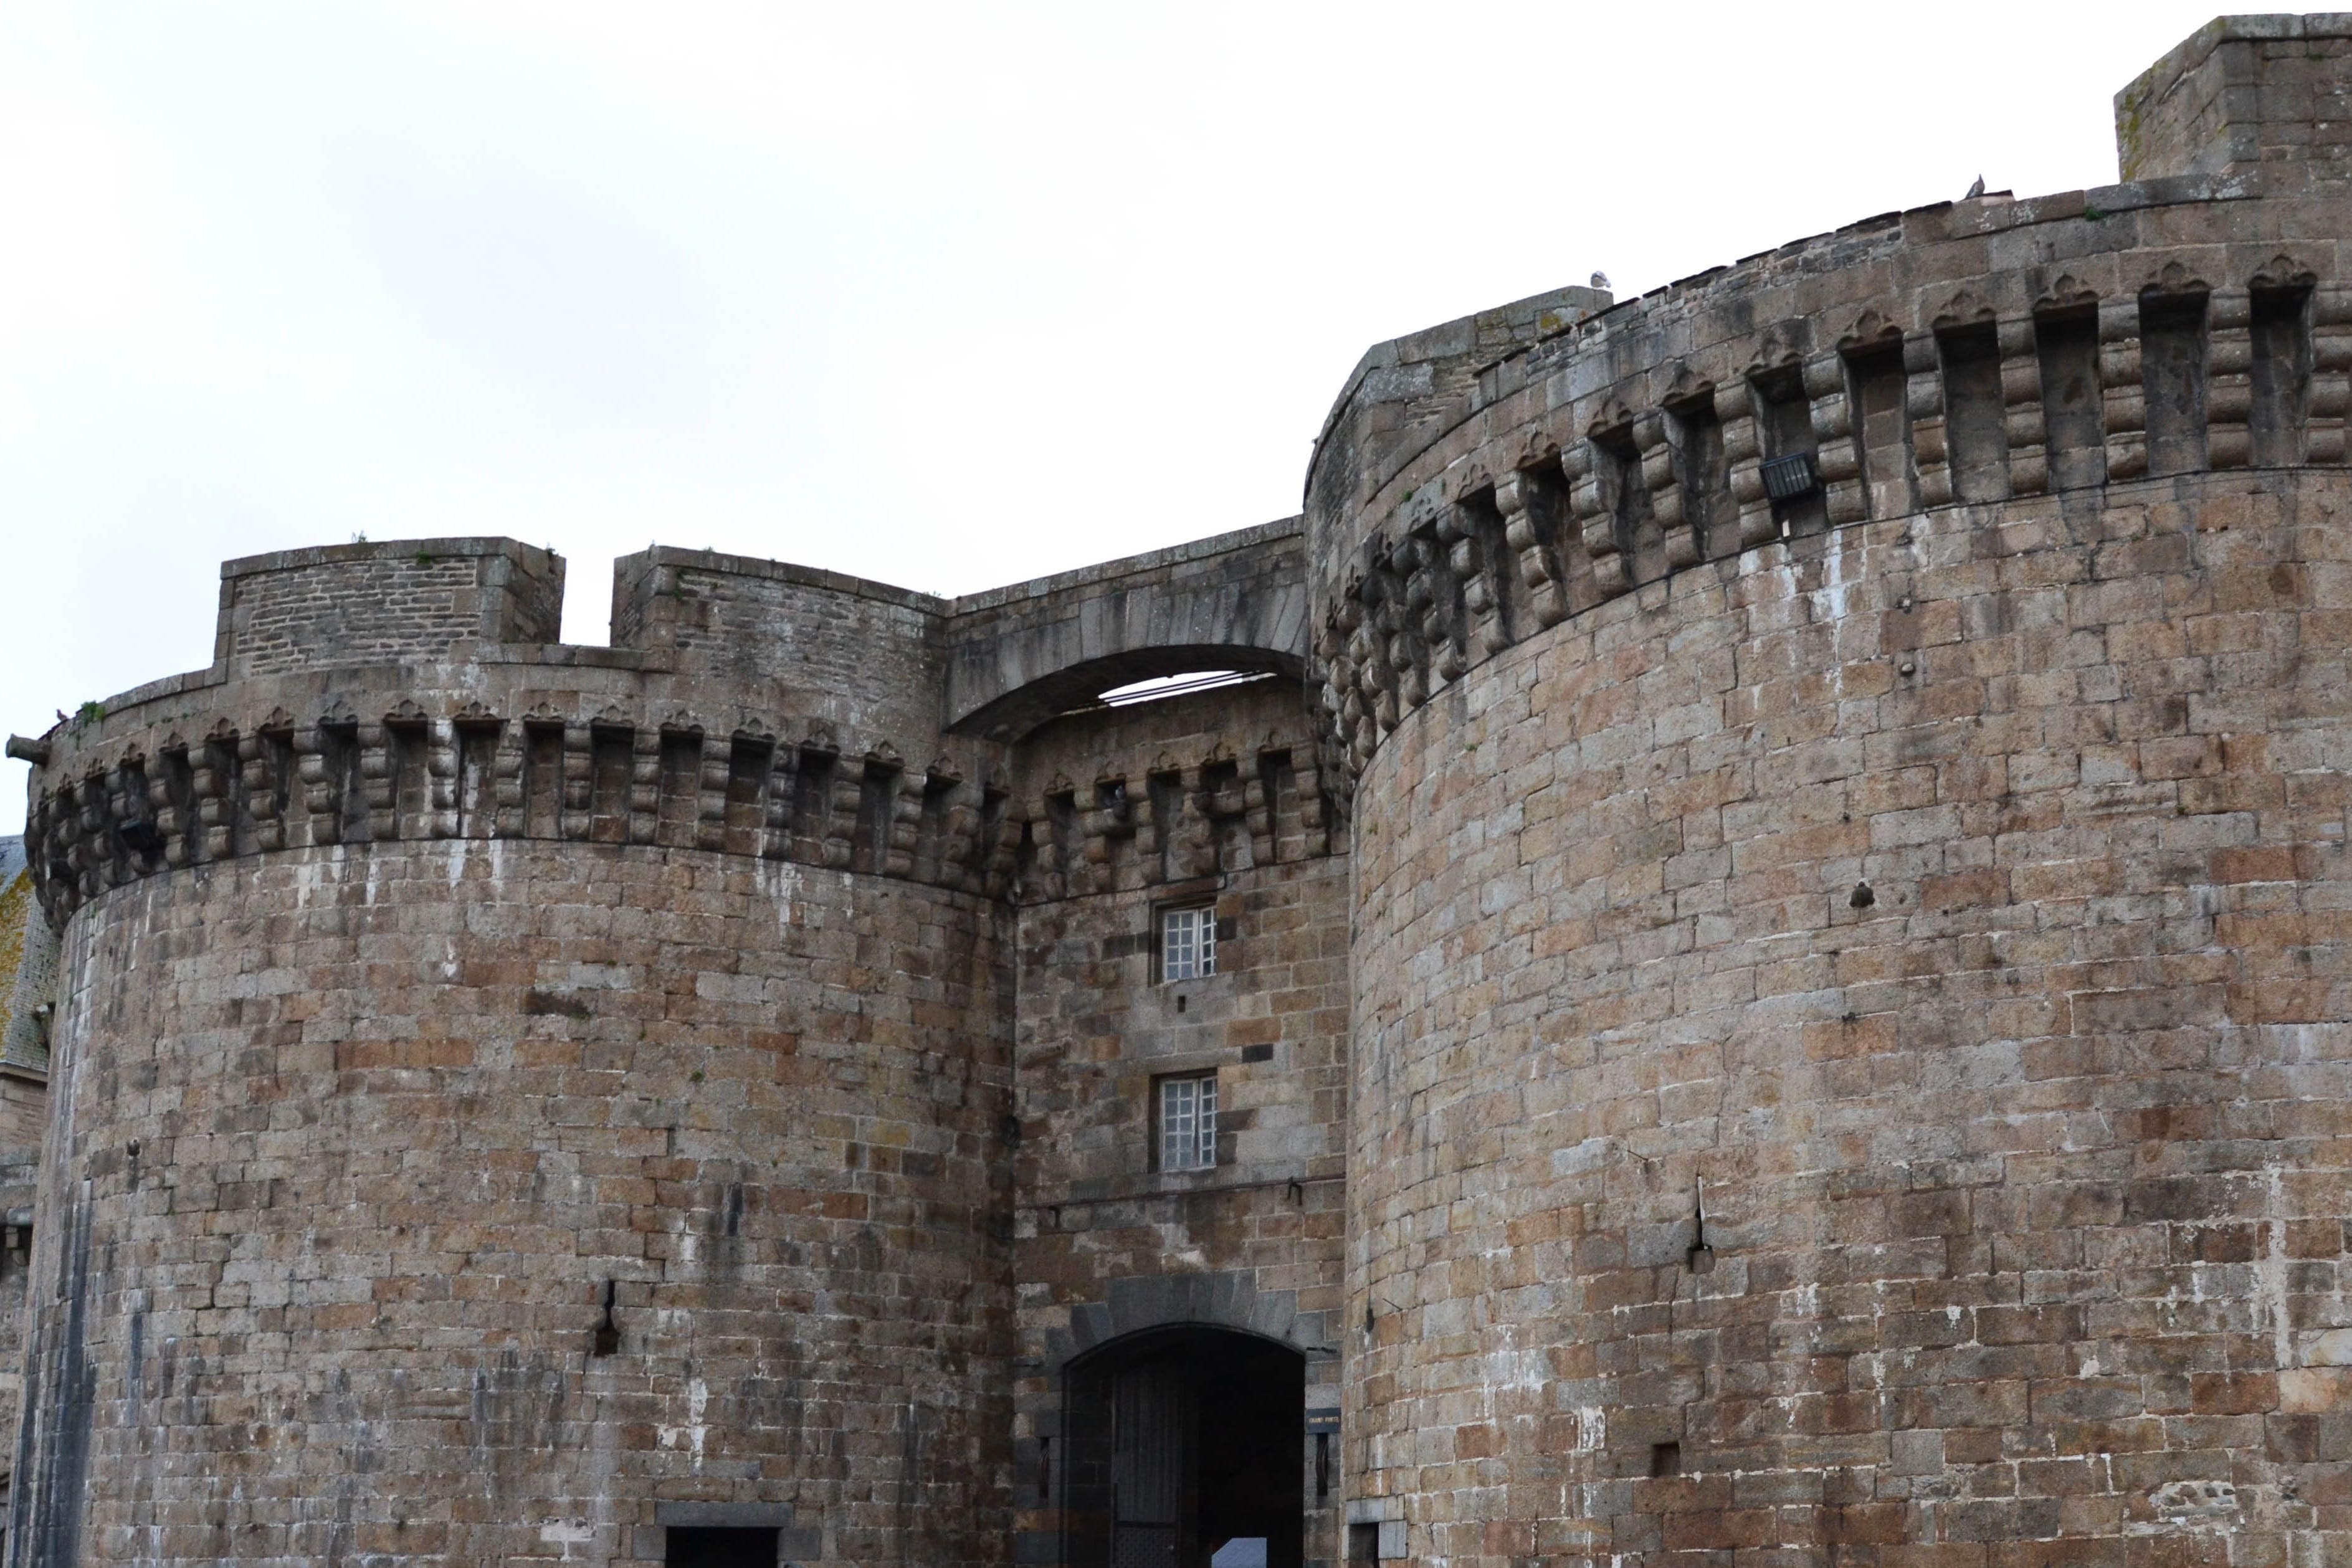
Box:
1965;174;1986;199
1590;271;1611;291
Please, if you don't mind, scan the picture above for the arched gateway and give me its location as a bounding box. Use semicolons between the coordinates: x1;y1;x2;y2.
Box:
7;17;2352;1566
1063;1327;1305;1568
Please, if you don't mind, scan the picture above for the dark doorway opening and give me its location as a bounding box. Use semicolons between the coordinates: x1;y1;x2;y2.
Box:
1064;1326;1304;1568
667;1526;777;1567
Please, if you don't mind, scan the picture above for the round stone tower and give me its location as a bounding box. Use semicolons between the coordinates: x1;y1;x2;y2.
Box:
11;14;2352;1567
1309;16;2352;1564
8;541;1019;1564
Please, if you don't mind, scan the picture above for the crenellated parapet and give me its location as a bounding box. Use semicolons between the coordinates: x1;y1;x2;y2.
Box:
4;467;1346;1568
1001;679;1335;905
15;533;1341;929
612;544;955;746
217;536;566;677
19;690;1011;928
1330;26;2352;1566
2118;13;2352;189
1308;166;2352;776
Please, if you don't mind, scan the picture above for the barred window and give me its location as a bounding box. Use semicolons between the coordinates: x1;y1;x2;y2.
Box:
1158;1073;1217;1172
1161;905;1216;982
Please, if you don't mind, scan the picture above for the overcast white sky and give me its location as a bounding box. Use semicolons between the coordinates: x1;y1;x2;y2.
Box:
2;1;2227;832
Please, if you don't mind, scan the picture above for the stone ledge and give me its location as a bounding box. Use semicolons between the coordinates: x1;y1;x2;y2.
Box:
950;516;1303;615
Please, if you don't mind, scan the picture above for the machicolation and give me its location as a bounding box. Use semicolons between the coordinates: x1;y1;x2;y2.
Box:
4;16;2352;1567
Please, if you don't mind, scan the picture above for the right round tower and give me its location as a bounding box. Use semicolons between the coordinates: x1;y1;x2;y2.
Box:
1310;16;2352;1564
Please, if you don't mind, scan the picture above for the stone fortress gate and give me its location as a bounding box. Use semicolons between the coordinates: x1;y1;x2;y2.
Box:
5;14;2352;1566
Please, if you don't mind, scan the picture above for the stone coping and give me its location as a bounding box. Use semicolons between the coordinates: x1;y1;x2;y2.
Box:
2120;12;2352;120
219;535;558;581
17;523;1309;756
1306;173;2263;508
630;543;950;615
950;516;1303;614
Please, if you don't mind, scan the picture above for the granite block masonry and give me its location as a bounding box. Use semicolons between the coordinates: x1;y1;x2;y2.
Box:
0;842;51;1532
7;15;2352;1566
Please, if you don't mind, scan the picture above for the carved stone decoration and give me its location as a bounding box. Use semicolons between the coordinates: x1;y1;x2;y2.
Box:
6;29;2351;1560
2141;257;2212;297
1930;288;1998;332
1837;308;1905;356
2035;273;2100;316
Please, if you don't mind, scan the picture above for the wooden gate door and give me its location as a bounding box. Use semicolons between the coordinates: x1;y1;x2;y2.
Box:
1111;1359;1193;1568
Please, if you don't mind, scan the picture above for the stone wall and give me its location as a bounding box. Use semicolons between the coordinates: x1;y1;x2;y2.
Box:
1308;177;2352;786
1343;469;2352;1561
1308;21;2352;1561
0;841;53;1144
12;839;1012;1566
7;522;1345;1566
219;538;564;678
7;15;2352;1567
2118;14;2352;189
4;537;1041;1566
612;548;951;747
0;843;47;1550
1003;680;1350;1563
945;521;1313;738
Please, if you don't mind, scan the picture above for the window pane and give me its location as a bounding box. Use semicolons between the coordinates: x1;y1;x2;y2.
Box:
1164;909;1189;981
1161;1077;1189;1170
1162;1080;1181;1167
1159;1076;1215;1171
1162;906;1215;982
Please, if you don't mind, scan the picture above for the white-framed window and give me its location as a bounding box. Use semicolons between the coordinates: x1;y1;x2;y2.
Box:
1161;905;1216;982
1157;1073;1218;1171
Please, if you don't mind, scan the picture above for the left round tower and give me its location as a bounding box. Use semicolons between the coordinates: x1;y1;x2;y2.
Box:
7;538;1017;1566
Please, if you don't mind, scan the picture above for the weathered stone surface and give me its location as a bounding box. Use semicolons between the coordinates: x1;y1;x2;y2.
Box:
21;844;1011;1564
1341;472;2352;1564
0;841;50;1522
1004;680;1349;1564
945;521;1311;739
1310;15;2352;1565
7;528;1343;1562
6;14;2352;1566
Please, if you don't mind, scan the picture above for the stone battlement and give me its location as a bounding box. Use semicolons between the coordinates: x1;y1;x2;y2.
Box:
13;525;1335;929
2119;12;2352;186
6;17;2352;1567
217;537;567;678
1308;166;2350;774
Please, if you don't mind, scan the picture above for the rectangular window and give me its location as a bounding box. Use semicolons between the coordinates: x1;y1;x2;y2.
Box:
1160;905;1216;981
1158;1073;1218;1171
667;1528;779;1568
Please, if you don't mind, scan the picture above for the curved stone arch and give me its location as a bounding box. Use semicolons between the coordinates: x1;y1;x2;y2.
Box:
943;520;1311;740
949;645;1307;743
1041;1267;1325;1374
1035;1272;1332;1568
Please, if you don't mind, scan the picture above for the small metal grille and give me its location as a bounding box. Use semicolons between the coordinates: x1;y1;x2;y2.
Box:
1113;1523;1179;1567
1759;450;1821;501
